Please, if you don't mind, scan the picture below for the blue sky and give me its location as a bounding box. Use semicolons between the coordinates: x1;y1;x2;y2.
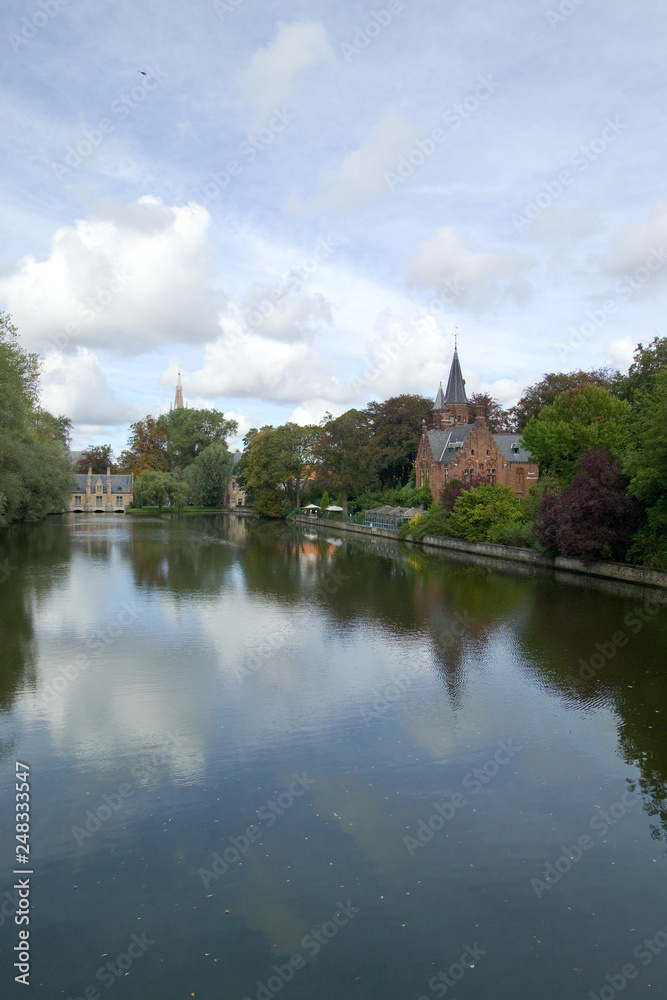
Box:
1;0;665;452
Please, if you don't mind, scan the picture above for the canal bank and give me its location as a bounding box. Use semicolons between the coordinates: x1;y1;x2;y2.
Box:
294;515;667;590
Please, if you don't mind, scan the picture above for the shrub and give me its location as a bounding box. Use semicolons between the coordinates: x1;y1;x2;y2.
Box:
448;484;523;542
486;520;536;548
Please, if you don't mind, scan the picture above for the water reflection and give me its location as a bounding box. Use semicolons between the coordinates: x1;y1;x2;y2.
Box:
2;513;667;999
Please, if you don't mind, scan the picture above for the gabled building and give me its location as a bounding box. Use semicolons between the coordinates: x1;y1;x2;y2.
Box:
69;466;133;513
415;347;538;499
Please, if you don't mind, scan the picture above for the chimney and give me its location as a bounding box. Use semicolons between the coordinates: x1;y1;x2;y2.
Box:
475;404;486;425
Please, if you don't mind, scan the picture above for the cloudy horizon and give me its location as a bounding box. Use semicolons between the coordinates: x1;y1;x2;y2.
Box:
1;0;664;453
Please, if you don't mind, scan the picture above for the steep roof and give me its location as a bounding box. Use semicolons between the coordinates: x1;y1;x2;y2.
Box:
427;425;473;465
432;382;446;410
492;435;533;463
444;348;468;405
72;474;133;493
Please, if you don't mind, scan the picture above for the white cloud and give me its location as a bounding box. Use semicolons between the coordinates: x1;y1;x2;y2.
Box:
0;197;222;356
604;336;635;371
40;347;137;427
404;225;535;312
598;200;667;299
286;109;419;214
241;284;332;342
237;21;336;122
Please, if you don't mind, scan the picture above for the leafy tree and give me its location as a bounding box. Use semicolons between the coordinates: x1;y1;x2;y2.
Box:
133;471;186;511
315;409;377;515
185;441;234;507
615;335;667;402
624;367;667;568
534;448;640;563
448;484;524;542
521;385;630;481
117;416;168;474
468;393;516;433
0;313;72;525
319;490;330;510
242;424;320;511
34;412;73;447
77;444;114;473
510;368;619;431
159;407;237;472
365;394;433;486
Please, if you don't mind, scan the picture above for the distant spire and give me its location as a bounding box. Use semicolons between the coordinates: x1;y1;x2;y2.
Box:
432;381;446;410
444;346;468;404
174;370;184;410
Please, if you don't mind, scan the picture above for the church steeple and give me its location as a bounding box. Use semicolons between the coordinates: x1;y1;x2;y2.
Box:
432;337;470;428
444;346;468;405
174;371;184;410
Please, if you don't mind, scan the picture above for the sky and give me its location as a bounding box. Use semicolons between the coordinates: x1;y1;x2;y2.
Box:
1;0;665;453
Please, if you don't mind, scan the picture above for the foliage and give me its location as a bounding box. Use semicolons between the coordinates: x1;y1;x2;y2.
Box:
117;416;168;474
319;489;331;510
510;368;619;431
468;392;516;432
251;488;284;518
133;471;187;512
448;484;524;542
486;519;536;548
159;407;237;472
614;336;667;403
624;367;667;568
0;313;72;526
365;394;433;486
184;441;234;507
520;472;563;523
439;475;484;512
352;484;432;510
521;384;630;481
534;448;640;564
315;409;378;514
77;444;114;473
240;423;319;509
401;505;452;541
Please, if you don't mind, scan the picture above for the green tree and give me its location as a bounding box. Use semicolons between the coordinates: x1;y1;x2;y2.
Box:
77;444;114;473
521;385;630;481
118;416;168;474
615;336;667;403
448;484;524;542
133;470;186;511
186;441;234;507
315;409;377;515
468;393;516;432
160;407;237;472
510;368;619;431
624;367;667;568
0;313;72;526
365;394;433;486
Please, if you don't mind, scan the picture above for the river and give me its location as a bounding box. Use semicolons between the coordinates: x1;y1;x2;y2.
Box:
0;512;666;1000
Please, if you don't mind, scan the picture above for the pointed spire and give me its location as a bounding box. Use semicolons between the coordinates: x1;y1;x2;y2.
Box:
444;348;468;404
432;381;446;410
174;370;184;410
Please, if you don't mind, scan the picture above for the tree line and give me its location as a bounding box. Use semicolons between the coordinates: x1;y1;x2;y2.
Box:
0;313;73;526
237;337;667;570
82;408;240;511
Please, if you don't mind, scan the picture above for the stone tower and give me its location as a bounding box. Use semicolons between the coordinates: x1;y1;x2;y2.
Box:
174;371;184;410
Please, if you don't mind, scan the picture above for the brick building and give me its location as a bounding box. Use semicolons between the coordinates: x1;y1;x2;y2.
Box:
415;347;538;499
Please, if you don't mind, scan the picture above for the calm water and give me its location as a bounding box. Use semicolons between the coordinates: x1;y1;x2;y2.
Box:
1;513;667;1000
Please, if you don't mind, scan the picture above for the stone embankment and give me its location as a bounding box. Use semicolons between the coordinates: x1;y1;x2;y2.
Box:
294;516;667;590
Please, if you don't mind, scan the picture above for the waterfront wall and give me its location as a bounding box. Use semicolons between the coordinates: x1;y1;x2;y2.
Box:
294;516;667;590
